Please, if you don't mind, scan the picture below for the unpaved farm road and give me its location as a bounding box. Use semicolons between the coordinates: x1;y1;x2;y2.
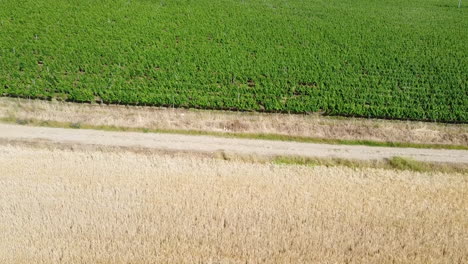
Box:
0;123;467;163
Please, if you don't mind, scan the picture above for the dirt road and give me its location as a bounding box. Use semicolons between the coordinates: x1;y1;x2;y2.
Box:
0;123;467;163
2;97;468;146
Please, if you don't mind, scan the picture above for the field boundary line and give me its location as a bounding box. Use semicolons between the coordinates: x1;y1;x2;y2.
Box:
1;117;467;151
0;123;467;165
1;137;466;175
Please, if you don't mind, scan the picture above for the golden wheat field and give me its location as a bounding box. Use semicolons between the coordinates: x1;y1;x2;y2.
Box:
0;145;467;264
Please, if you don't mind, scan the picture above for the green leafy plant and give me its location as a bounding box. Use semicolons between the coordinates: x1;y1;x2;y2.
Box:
0;0;466;122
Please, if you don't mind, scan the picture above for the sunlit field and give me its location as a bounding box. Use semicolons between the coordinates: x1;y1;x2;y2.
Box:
1;145;467;263
1;0;466;121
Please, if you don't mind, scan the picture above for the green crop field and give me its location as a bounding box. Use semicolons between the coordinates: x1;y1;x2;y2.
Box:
0;0;467;122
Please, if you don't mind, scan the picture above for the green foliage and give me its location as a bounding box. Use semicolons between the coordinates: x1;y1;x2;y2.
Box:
388;156;426;172
0;0;467;122
69;122;81;129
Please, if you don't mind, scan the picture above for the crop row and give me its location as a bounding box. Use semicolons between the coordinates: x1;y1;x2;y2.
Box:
0;0;466;122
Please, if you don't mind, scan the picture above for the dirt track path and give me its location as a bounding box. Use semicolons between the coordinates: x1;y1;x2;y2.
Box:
0;123;467;163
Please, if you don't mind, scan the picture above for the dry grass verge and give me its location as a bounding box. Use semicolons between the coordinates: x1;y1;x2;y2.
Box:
1;97;467;148
1;145;467;263
1;138;467;174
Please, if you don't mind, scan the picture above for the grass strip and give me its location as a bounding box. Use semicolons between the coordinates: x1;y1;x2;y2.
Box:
2;117;467;151
1;132;466;175
270;156;468;175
